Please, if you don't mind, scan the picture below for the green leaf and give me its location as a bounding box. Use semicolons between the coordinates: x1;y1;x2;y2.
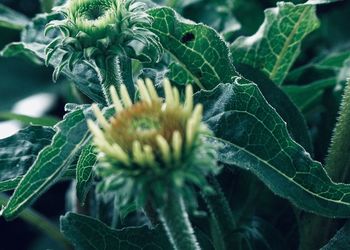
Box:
202;177;238;250
76;143;96;205
167;62;195;86
0;126;55;192
235;64;313;153
286;49;350;85
231;2;320;85
0;4;29;30
148;7;238;89
1;108;90;220
307;0;341;4
0;42;44;65
320;221;350;250
316;50;350;70
0;112;59;126
282;78;337;112
195;82;350;218
60;212;173;250
1;13;106;104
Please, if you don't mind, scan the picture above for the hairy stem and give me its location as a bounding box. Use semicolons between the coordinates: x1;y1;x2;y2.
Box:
97;55;135;105
0;193;71;250
144;200;159;226
325;80;350;182
299;81;350;250
202;177;241;250
158;190;201;250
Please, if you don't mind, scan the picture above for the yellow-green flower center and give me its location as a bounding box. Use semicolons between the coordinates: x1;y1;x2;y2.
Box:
109;100;187;155
67;0;119;37
88;79;203;168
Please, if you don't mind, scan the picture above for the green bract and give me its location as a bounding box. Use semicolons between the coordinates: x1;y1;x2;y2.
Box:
45;0;163;80
88;79;219;208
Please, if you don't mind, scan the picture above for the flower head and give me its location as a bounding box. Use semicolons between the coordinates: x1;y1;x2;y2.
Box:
45;0;163;80
88;79;218;207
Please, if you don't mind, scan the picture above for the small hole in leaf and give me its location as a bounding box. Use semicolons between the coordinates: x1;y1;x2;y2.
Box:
181;32;195;44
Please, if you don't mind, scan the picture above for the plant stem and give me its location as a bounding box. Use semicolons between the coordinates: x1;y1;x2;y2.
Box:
158;190;201;250
0;193;71;250
325;80;350;182
97;55;135;106
202;177;241;250
299;80;350;250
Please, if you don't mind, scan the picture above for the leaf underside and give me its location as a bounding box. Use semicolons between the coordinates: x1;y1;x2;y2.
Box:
0;126;55;192
195;82;350;218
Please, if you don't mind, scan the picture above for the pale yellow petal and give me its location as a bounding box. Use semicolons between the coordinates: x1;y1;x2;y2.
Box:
120;84;133;107
156;134;171;164
145;78;159;101
163;78;174;107
143;144;155;166
172;131;182;162
92;104;110;131
172;87;180;107
109;85;124;113
137;79;151;104
184;84;193;113
132;140;145;165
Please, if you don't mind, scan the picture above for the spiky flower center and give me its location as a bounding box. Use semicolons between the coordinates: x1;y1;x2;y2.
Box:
67;0;118;37
109;100;187;154
82;5;107;20
88;79;204;169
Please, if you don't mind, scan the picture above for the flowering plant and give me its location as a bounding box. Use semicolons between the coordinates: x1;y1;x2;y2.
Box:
1;0;350;249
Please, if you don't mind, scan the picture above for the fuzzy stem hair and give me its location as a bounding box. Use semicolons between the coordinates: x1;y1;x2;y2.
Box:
158;190;201;250
325;80;350;182
96;55;134;105
201;176;241;250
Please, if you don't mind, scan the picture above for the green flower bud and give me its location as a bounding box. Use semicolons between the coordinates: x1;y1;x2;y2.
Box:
45;0;163;80
88;79;218;208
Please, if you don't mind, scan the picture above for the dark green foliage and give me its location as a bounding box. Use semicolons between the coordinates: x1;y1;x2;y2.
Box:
0;0;350;249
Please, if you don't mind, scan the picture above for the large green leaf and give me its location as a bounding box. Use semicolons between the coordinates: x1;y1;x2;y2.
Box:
0;4;29;30
60;212;173;250
285;48;350;85
235;64;312;153
0;42;45;65
76;143;96;205
195;81;350;218
0;126;55;192
148;7;238;89
282;78;337;112
61;212;214;250
1;108;90;220
0;111;59;126
230;2;319;85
